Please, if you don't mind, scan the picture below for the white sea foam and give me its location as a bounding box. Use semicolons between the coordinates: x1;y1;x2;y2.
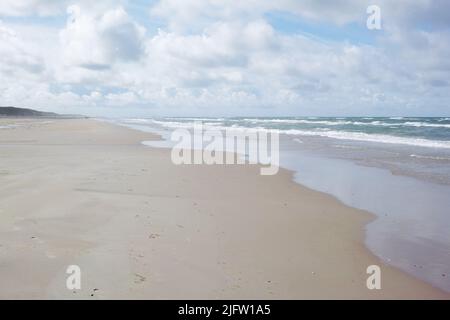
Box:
123;118;151;124
352;121;450;128
236;118;450;128
150;120;194;128
241;118;355;125
410;154;450;161
282;129;450;149
147;119;450;149
402;121;450;128
165;117;225;121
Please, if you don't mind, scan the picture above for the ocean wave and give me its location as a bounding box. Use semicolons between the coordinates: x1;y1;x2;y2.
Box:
282;129;450;149
123;118;151;124
146;119;450;149
353;121;450;128
150;120;194;128
237;118;450;128
410;154;450;161
241;118;356;125
164;117;225;121
402;121;450;128
153;117;450;129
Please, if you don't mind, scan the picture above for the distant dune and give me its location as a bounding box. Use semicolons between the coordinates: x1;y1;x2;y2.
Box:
0;106;85;118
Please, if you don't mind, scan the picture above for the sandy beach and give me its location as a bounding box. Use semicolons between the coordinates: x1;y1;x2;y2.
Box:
0;118;448;299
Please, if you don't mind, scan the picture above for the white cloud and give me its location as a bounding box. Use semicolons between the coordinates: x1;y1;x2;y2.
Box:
0;0;66;16
0;0;125;17
60;5;146;69
0;23;44;75
150;0;450;30
0;0;449;116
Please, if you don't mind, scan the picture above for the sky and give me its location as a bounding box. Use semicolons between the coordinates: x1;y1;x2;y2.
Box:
0;0;449;117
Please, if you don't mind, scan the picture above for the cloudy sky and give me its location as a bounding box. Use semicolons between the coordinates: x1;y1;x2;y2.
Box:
0;0;449;117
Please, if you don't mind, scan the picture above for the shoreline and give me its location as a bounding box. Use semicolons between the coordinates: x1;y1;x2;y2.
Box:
0;118;448;299
121;118;450;293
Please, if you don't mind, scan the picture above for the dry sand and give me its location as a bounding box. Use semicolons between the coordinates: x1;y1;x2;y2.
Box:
0;118;448;299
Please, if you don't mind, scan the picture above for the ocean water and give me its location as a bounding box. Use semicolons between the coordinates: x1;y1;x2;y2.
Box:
139;117;450;185
109;116;450;292
155;116;450;146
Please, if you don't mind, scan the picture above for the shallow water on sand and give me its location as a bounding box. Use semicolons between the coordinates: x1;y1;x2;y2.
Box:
280;140;450;292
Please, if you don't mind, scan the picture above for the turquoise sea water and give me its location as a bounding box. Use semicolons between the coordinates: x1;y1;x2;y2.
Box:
151;116;450;149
